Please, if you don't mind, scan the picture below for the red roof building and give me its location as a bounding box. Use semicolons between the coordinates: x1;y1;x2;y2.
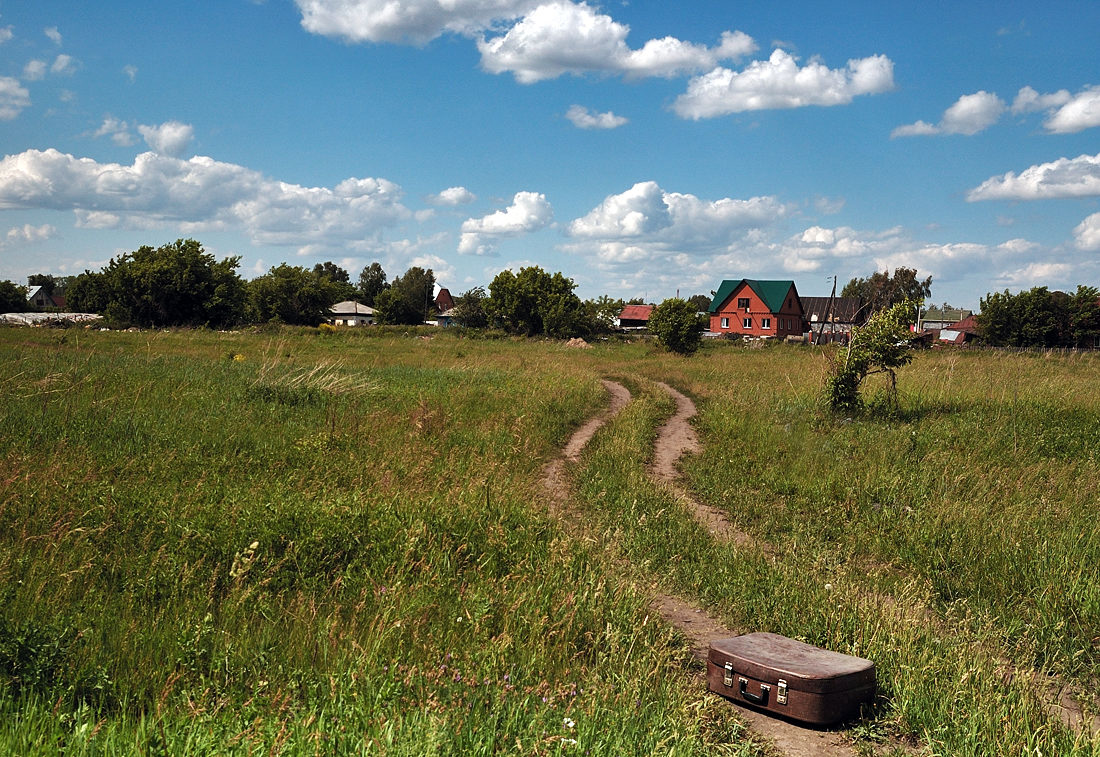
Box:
618;304;654;328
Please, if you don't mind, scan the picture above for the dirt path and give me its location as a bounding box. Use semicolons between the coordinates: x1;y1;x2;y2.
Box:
541;378;860;757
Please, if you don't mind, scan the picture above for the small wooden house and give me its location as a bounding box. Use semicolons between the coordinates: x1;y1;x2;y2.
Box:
708;279;804;339
618;304;654;329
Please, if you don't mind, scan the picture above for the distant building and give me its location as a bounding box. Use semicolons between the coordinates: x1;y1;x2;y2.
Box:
27;285;65;310
435;288;455;314
327;301;375;326
618;304;654;329
921;307;972;331
708;279;804;339
802;296;866;344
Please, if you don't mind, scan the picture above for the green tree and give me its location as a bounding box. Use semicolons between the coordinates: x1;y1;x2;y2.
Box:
978;287;1067;348
487;266;589;338
452;286;489;328
842;267;932;315
648;297;707;355
357;262;388;306
312;262;358;302
686;293;712;312
585;295;625;334
824;299;917;413
64;239;246;328
27;274;56;296
374;266;434;325
248;264;339;326
1069;285;1100;348
0;280;29;312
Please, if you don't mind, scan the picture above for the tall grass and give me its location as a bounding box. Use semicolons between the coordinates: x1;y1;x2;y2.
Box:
0;327;758;755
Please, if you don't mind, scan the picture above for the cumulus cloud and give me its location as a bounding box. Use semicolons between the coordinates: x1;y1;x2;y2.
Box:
0;26;13;44
94;117;135;146
478;2;755;83
0;77;30;120
50;54;77;76
1011;85;1071;115
138;121;195;157
45;27;62;45
564;181;789;269
892;91;1005;137
23;60;46;81
1042;85;1100;134
294;0;542;44
1075;213;1100;251
673;49;894;119
967;152;1100;201
5;223;55;243
428;186;476;205
458;191;552;255
565;104;627;129
0;148;411;248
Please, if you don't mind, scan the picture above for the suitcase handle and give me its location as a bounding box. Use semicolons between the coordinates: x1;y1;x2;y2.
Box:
739;677;771;705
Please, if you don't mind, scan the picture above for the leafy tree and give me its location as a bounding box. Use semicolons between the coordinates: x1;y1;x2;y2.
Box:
27;274;56;296
374;266;434;325
64;239;246;328
452;286;489;328
978;287;1067;348
842;267;931;315
357;262;388;306
585;295;625;334
487;266;589;338
312;262;358;301
687;294;712;312
824;299;917;414
248;263;340;326
648;297;707;355
1069;285;1100;348
0;280;29;312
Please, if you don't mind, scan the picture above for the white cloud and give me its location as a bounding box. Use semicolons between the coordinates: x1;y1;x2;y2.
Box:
1075;213;1100;251
565;104;627;129
138;121;195;157
0;77;30;120
997;261;1073;288
23;60;46;81
123;65;138;83
477;2;755;83
564;181;790;268
294;0;541;44
94;117;135;146
409;252;457;284
429;186;476;205
45;27;61;45
458;190;552;255
1011;85;1071;115
892;91;1005;137
50;54;77;76
0;26;13;44
1043;85;1100;134
673;49;894;119
0;148;411;247
967;152;1100;201
5;223;55;243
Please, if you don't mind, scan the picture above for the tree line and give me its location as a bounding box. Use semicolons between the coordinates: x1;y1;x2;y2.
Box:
1;238;676;338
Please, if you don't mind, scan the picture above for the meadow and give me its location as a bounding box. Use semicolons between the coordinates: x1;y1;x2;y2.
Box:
0;325;1097;755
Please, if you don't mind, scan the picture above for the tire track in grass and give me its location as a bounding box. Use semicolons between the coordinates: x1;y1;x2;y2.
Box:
542;379;857;757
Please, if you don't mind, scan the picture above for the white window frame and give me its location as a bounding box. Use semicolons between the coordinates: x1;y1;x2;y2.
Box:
762;318;772;329
720;317;729;329
743;317;752;329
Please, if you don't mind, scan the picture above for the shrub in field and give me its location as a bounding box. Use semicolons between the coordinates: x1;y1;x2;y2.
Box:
648;297;706;355
824;299;916;413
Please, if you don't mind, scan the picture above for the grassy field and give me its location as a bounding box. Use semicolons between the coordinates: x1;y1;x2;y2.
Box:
0;326;1097;755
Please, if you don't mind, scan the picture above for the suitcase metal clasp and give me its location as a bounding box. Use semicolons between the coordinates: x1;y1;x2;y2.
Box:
777;679;788;705
723;662;734;687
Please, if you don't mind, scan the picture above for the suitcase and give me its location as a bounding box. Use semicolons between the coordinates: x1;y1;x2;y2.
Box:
707;633;875;725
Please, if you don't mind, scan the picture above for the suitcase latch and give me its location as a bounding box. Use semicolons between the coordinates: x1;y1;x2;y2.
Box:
723;662;734;687
777;679;788;705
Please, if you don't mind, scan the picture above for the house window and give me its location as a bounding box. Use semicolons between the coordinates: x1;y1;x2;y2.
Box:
762;318;771;329
737;297;750;310
720;317;729;329
743;317;752;329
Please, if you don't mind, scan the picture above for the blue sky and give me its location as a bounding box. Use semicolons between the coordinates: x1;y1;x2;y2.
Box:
0;0;1098;308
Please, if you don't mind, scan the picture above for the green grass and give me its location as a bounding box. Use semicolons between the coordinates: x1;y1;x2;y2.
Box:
2;328;1100;754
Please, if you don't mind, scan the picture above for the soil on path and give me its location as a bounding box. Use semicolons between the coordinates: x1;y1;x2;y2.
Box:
540;378;861;757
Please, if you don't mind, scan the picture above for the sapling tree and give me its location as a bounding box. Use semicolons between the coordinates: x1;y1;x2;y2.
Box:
824;299;917;413
649;297;707;355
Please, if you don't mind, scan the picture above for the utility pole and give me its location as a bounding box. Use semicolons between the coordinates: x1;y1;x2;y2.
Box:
816;275;836;345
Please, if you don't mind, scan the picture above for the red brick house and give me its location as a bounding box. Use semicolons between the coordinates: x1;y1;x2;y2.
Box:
708;279;804;338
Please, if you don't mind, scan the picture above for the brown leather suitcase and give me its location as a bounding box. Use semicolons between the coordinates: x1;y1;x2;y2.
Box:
707;633;875;725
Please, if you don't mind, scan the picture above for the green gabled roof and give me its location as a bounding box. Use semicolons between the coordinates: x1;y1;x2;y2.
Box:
708;279;797;314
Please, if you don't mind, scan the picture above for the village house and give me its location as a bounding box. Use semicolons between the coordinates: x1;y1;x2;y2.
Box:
327;300;375;326
708;279;804;339
618;304;653;329
801;296;866;344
